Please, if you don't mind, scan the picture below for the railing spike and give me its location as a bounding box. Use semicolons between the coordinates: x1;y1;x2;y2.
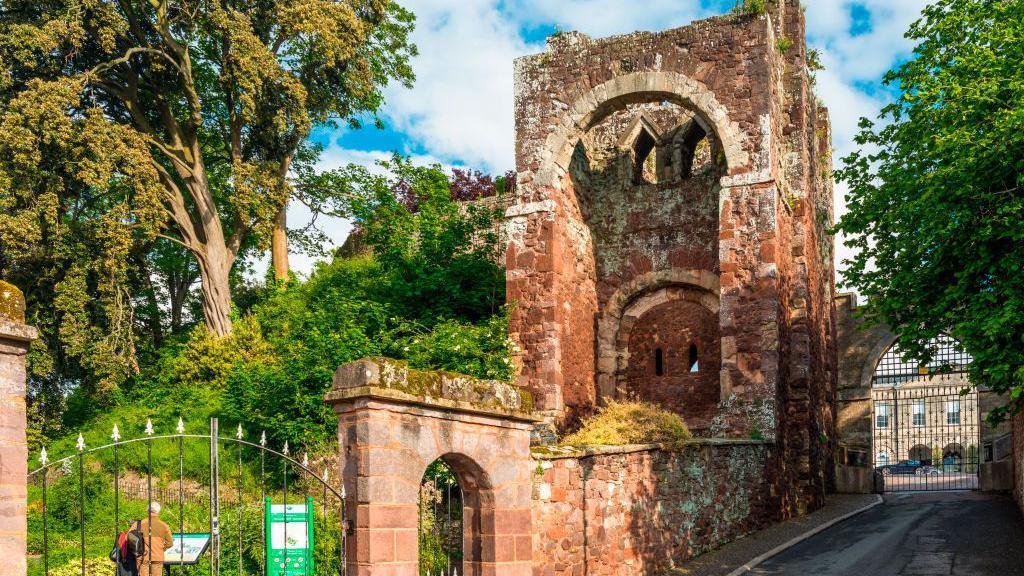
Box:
260;431;267;446
112;423;121;442
236;423;244;439
283;441;290;456
323;468;329;483
145;418;154;436
76;433;85;452
176;417;185;434
302;453;309;468
40;446;48;465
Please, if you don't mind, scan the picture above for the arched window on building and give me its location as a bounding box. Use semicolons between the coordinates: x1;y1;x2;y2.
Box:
872;336;972;387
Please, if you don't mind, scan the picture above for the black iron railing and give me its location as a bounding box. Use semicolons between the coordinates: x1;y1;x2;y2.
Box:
29;418;346;576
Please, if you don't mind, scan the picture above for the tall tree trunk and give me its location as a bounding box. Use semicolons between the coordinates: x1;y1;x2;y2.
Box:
195;246;233;337
181;165;236;337
271;205;289;281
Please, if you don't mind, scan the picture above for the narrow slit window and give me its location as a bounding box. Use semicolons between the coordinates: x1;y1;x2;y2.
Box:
655;348;664;376
688;344;699;373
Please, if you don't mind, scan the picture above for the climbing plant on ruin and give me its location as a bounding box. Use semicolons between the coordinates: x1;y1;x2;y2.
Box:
836;0;1024;421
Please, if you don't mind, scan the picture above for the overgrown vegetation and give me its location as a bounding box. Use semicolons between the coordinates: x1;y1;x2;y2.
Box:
38;157;512;455
731;0;766;17
560;401;692;447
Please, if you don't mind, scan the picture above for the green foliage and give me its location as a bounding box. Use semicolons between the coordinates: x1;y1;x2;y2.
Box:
561;401;692;447
776;37;795;54
341;155;507;323
732;0;766;16
835;0;1024;423
45;556;110;576
0;0;417;399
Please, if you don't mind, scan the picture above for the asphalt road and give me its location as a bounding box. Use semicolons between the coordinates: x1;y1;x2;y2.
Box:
750;491;1024;576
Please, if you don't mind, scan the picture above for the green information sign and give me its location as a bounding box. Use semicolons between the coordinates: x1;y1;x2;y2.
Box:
265;497;315;575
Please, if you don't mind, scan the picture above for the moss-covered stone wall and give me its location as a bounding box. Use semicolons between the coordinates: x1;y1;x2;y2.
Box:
531;440;773;575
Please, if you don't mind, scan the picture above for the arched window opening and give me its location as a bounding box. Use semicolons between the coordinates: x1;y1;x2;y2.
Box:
419;459;463;576
678;122;709;178
654;348;664;376
632;127;658;185
688;344;699;373
871;336;972;387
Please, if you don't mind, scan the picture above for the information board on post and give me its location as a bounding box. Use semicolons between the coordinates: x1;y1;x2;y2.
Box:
265;496;315;575
164;533;212;565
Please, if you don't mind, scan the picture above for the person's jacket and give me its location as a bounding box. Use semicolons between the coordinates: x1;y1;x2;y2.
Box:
138;516;174;563
109;531;139;576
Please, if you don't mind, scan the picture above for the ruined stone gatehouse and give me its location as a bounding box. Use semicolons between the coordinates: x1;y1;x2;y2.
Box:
505;0;838;512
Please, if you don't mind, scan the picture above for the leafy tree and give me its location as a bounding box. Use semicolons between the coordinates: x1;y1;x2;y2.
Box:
339;155;507;323
836;0;1024;422
0;0;416;344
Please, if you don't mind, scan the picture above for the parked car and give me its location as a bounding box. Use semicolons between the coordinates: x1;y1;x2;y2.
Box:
877;460;922;475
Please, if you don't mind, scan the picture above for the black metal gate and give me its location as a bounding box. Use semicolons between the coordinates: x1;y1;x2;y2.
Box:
27;418;346;576
873;385;980;492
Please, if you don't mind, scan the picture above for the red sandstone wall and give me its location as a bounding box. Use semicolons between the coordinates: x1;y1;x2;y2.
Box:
623;299;721;431
509;0;836;519
532;442;773;575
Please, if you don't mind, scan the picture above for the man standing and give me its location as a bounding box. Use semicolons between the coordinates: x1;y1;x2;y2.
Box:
137;502;174;576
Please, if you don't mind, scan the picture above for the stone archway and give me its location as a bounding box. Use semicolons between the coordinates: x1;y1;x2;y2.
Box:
327;359;535;576
607;282;721;431
533;71;754;192
418;454;496;576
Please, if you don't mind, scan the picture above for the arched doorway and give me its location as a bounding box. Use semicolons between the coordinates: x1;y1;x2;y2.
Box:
909;444;932;464
419;459;463;575
418;454;494;576
619;293;721;430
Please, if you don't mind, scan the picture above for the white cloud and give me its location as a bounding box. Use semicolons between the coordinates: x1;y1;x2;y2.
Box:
379;0;538;174
275;1;924;283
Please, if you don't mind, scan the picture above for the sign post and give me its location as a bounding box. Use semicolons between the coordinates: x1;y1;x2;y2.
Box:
265;496;315;575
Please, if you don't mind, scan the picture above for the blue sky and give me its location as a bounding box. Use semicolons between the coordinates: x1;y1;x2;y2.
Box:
271;0;933;277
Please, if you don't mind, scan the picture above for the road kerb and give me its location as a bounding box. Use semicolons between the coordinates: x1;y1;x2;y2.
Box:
725;494;884;576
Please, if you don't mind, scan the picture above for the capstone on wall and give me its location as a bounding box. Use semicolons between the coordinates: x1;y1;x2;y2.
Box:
531;441;773;576
505;0;836;514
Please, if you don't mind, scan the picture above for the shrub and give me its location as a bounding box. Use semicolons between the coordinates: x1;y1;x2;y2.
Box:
732;0;766;16
47;556;110;576
561;401;692;447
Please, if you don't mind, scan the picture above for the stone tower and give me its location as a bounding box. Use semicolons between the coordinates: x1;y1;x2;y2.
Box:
505;0;837;512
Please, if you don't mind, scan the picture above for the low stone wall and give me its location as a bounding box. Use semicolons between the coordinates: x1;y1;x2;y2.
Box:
531;439;774;575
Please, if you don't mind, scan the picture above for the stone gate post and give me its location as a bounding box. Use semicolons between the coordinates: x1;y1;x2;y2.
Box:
0;282;37;576
325;358;536;576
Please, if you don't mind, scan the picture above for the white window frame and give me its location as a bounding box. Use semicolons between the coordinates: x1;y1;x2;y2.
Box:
875;404;891;429
877;452;890;467
912;399;925;427
947;399;961;425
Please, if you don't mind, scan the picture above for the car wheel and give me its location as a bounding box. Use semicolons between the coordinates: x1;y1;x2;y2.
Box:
882;468;891;476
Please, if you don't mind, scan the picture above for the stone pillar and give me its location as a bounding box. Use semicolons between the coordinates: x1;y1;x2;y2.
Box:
325;359;535;576
0;281;37;576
